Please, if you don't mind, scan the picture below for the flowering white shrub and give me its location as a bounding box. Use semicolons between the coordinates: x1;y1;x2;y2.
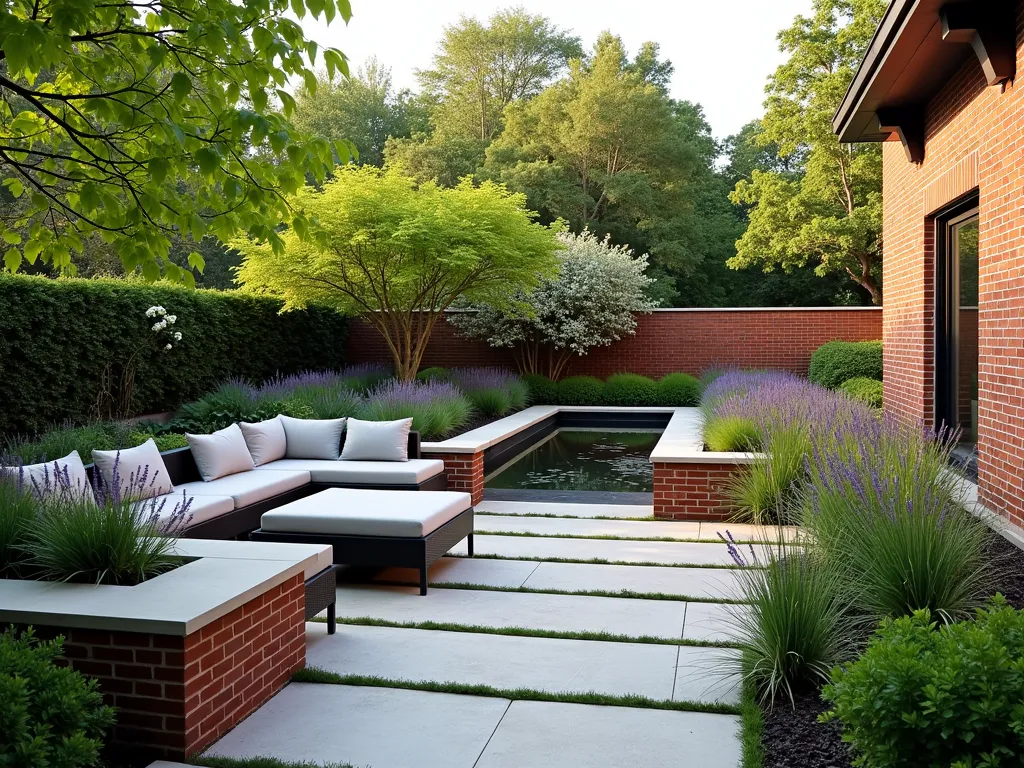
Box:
144;306;181;351
451;230;658;378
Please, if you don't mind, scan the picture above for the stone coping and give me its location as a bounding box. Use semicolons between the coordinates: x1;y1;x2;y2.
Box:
422;405;756;465
0;539;331;636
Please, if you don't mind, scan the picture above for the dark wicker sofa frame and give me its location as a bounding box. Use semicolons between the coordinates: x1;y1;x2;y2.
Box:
249;506;475;596
85;431;447;540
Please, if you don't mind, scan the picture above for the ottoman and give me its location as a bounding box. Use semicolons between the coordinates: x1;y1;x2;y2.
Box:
249;488;474;595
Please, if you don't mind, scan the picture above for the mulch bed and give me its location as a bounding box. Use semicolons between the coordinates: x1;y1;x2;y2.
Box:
759;531;1024;766
762;688;852;768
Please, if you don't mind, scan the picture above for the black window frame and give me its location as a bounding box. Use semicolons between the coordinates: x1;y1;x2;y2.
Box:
933;192;980;434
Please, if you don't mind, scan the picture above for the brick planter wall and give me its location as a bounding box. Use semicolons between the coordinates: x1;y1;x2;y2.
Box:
653;462;743;521
31;572;305;761
880;4;1024;528
423;451;485;505
347;308;882;379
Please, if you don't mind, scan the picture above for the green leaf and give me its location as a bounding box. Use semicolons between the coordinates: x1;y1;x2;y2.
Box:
337;0;352;22
187;251;206;273
149;157;169;184
4;247;22;272
2;231;23;245
195;147;221;176
2;177;24;198
171;72;193;100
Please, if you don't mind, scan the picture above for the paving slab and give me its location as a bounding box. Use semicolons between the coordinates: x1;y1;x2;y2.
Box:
335;584;688;639
683;601;740;643
449;534;755;567
205;682;508;768
674;646;742;705
476;500;654;518
522;561;743;600
306;623;680;701
374;557;539;588
475;700;742;768
475;515;701;539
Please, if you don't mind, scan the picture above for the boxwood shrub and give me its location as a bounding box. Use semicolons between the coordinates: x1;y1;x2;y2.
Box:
808;340;882;389
657;373;702;406
557;376;605;406
839;376;883;409
823;600;1024;768
0;274;348;436
602;373;657;406
522;374;558;405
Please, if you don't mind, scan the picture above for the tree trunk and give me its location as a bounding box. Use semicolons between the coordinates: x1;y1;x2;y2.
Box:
846;253;882;305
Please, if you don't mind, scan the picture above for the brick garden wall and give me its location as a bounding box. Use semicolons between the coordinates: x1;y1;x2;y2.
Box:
347;308;882;379
652;462;739;521
32;573;305;761
881;2;1024;527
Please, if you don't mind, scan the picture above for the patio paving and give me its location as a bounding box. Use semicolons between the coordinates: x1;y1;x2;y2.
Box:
474;701;742;768
448;533;763;566
207;500;750;767
373;557;742;599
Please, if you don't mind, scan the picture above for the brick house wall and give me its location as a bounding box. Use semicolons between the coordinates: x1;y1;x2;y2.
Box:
30;573;305;761
347;308;882;379
881;3;1024;527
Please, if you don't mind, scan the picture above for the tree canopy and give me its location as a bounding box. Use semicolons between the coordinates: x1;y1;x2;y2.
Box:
234;167;560;379
0;0;352;282
728;0;887;304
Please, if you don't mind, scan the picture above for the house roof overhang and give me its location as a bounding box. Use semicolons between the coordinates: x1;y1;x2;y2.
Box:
832;0;1017;163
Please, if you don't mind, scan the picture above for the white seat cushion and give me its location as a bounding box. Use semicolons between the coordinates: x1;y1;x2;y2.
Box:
92;439;173;500
176;469;310;508
260;488;472;538
253;459;444;486
186;423;255;481
134;493;235;528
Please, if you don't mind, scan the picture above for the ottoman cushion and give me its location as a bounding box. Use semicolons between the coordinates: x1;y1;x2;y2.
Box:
253;458;444;485
260;488;472;538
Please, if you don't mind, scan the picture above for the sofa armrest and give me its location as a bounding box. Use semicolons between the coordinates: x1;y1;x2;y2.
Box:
407;431;421;460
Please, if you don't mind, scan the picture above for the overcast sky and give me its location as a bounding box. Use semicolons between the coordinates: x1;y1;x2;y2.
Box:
297;0;814;140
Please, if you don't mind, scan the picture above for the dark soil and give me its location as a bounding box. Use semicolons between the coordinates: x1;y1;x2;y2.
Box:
762;688;852;768
986;531;1024;610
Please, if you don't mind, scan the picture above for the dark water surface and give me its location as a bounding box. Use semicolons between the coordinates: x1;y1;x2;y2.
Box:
486;429;661;492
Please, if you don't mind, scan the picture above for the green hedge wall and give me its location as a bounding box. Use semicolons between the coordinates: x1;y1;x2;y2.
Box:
808;340;883;389
0;274;348;436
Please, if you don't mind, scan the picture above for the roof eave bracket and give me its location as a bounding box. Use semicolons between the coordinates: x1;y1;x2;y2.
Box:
877;108;925;164
940;2;1017;86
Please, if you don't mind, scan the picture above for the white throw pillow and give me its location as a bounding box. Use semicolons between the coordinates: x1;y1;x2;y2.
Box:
239;416;287;466
92;438;174;501
280;415;347;460
3;450;94;503
186;423;256;481
341;417;412;462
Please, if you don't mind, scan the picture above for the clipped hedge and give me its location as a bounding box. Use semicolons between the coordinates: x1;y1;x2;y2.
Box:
808;340;883;389
522;374;558;405
557;376;605;406
602;373;657;406
0;274;348;436
839;376;883;409
657;373;702;406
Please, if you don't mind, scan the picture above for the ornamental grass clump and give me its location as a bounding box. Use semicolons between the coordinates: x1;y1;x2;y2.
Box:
18;457;193;586
359;380;472;439
803;421;992;624
0;475;37;577
450;368;525;417
725;427;810;525
703;415;761;452
724;532;856;708
822;599;1024;768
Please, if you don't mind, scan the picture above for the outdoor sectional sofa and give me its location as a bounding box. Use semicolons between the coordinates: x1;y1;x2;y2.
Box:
89;429;447;541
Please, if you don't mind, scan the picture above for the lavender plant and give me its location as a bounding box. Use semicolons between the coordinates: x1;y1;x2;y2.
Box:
359;380;473;439
450;368;524;417
20;456;193;586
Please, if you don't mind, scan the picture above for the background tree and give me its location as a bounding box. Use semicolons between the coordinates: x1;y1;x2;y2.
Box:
452;230;657;378
417;8;582;142
292;59;428;167
0;0;352;281
234;167;559;379
728;0;887;304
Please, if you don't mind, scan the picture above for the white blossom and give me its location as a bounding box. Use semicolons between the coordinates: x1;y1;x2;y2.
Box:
165;315;177;324
173;331;182;341
164;343;173;351
152;320;168;332
452;230;658;375
145;305;167;318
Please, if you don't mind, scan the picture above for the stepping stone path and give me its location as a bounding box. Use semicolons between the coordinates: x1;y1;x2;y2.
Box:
205;500;764;767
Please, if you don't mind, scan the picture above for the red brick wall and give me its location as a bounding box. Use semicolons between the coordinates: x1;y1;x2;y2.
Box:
34;573;305;761
652;462;740;521
881;2;1024;527
423;450;485;505
347;309;882;379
